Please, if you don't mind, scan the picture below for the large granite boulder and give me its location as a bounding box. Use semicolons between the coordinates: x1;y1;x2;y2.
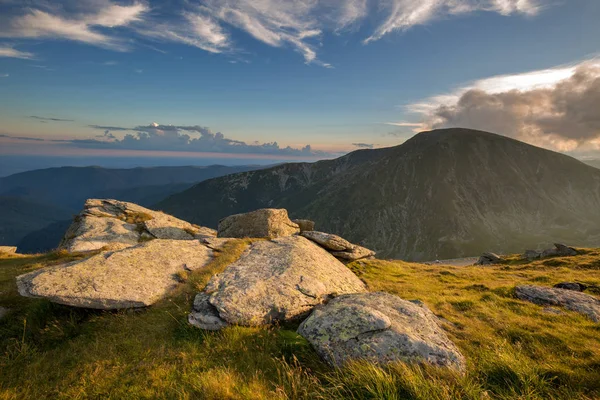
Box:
17;239;214;309
300;231;375;261
297;292;466;370
59;199;216;252
188;235;366;329
217;208;300;239
0;246;17;255
515;285;600;322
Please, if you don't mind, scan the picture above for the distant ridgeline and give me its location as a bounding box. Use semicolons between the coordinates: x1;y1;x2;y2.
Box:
0;165;264;249
157;128;600;261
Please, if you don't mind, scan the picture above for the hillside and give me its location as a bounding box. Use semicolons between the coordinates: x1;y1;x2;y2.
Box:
158;128;600;261
1;245;600;399
0;165;264;250
0;165;264;211
0;197;72;246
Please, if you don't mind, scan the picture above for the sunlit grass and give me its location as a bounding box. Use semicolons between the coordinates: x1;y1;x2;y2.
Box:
1;246;599;399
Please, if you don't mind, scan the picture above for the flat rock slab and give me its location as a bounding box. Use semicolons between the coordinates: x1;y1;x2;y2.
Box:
218;208;299;239
60;199;216;252
300;231;354;251
189;235;366;329
516;285;600;322
298;292;465;370
0;246;17;254
17;239;214;309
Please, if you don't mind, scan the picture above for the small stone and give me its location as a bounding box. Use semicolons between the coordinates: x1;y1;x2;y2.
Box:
292;219;315;232
0;246;17;254
217;208;299;239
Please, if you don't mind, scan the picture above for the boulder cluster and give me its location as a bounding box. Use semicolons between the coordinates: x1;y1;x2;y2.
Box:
13;198;465;371
475;243;580;265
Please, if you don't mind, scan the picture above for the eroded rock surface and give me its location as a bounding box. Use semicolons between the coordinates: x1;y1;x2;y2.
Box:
218;209;299;239
515;285;600;322
297;292;465;370
59;199;216;252
189;235;366;329
17;239;214;309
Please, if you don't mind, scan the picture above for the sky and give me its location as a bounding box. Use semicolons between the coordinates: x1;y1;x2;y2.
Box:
0;0;599;173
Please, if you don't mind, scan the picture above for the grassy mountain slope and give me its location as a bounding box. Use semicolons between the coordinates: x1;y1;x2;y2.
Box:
1;246;600;399
0;197;72;246
158;129;600;260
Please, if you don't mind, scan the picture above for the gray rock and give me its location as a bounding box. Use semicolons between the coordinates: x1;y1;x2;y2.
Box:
476;252;503;265
190;235;366;328
300;231;354;251
297;292;466;371
554;282;587;292
17;239;214;309
218;209;300;239
292;219;315;232
524;250;541;261
0;306;8;320
542;307;564;315
515;285;600;322
331;245;376;262
540;243;578;258
0;246;17;254
59;199;216;252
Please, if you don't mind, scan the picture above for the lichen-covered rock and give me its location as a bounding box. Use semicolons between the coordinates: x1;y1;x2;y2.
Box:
331;245;376;261
189;235;366;328
300;231;354;251
515;285;600;322
17;239;214;309
0;246;17;254
59;199;216;252
297;292;466;370
293;219;315;232
217;208;299;239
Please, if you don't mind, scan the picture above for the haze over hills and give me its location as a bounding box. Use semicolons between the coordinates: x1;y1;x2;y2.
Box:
158;128;600;261
0;164;264;250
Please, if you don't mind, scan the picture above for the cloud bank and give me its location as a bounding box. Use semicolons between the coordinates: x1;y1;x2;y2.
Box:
0;0;545;64
407;60;600;153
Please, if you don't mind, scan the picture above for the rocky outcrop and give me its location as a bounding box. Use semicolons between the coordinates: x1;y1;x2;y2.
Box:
554;282;587;292
188;235;366;329
297;292;465;370
300;231;375;262
523;243;578;261
515;285;600;322
0;246;17;254
59;199;216;253
292;219;315;232
475;252;502;265
17;239;214;309
217;209;299;239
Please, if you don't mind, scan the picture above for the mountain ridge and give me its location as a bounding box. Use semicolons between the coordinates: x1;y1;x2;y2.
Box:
158;128;600;260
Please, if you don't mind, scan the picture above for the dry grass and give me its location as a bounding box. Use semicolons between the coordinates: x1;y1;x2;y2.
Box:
1;246;600;399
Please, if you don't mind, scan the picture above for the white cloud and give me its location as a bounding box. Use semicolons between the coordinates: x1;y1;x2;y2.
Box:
365;0;542;43
405;59;600;152
0;0;548;65
0;1;148;51
0;73;8;78
0;45;34;59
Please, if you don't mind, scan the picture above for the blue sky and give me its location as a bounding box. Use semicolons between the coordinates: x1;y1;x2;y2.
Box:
0;0;599;165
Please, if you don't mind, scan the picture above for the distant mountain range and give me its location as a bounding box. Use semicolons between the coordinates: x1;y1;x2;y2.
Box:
0;165;264;249
158;128;600;261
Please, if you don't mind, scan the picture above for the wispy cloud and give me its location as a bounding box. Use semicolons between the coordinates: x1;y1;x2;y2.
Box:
29;115;74;122
0;0;548;65
0;1;148;52
0;45;34;59
0;73;8;78
405;59;600;152
352;142;374;149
